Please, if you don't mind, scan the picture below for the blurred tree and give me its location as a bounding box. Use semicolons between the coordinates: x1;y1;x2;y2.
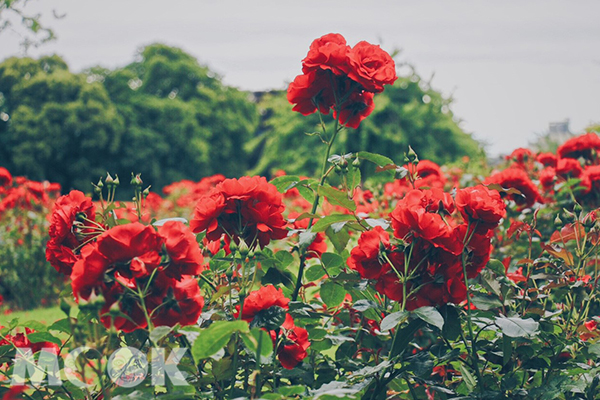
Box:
0;55;124;191
0;0;59;51
247;73;483;178
101;44;259;189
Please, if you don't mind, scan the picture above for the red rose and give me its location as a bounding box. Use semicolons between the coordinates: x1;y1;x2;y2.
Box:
236;285;290;322
555;158;583;178
302;33;350;76
287;70;335;116
46;190;98;275
347;41;397;93
390;188;460;255
0;167;12;187
190;176;288;248
158;220;205;279
70;223;162;300
347;226;392;280
276;314;310;369
506;148;533;164
557;132;600;160
455;185;506;234
539;167;556;190
333;89;375;129
149;275;204;327
483;168;542;209
536;152;557;167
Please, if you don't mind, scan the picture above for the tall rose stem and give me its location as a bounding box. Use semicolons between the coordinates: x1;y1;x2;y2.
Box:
291;114;340;301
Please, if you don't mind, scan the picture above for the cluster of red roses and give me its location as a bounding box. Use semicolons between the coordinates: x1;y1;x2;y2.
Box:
235;285;309;369
0;167;61;215
348;185;506;309
190;176;288;249
287;33;397;128
46;190;206;331
491;132;600;207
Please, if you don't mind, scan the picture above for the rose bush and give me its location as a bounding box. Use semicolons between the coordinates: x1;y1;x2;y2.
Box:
1;33;600;400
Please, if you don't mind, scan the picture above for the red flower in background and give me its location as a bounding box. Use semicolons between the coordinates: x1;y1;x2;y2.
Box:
536;152;557;167
506;148;534;164
556;158;583;178
289;212;327;259
455;185;506;234
484;167;542;209
0;167;12;187
190;176;287;249
557;132;600;160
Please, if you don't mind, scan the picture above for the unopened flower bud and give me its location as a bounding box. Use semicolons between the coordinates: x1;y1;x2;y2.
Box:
143;186;151;196
96;178;104;189
352;157;361;169
407;146;419;163
109;302;121;316
105;173;114;186
573;203;583;214
229;241;238;253
113;175;120;186
130;173;143;187
238;240;249;257
335;164;343;175
554;214;563;228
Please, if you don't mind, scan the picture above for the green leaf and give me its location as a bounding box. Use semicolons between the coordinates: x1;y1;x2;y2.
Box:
249;306;287;331
440;305;460;341
325;226;350;253
471;293;503;311
48;318;71;334
356;151;394;167
495;316;539;338
390;319;425;358
487;258;506;276
297;184;316;204
275;251;294;268
305;264;326;282
321;252;344;276
346;164;361;191
20;320;47;332
270;175;301;193
241;328;273;363
458;363;477;391
320;281;347;308
149;326;173;344
312;214;356;233
503;334;512;366
380;311;408;332
26;332;62;346
412;306;444;330
318;185;356;211
191;320;249;362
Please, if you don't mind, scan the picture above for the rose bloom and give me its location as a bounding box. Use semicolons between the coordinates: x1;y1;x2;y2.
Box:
302;33;350;76
157;220;205;279
539;167;556;190
235;285;290;322
483;167;543;209
190;176;288;249
287;69;335;116
46;190;99;275
347;226;397;280
506;148;533;164
455;185;506;234
390;188;461;255
333;89;375;129
148;275;204;327
347;41;397;93
0;167;12;187
536;152;557;167
555;158;583;178
275;314;310;370
557;132;600;160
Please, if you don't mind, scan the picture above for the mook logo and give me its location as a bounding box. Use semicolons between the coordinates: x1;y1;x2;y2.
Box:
10;346;190;388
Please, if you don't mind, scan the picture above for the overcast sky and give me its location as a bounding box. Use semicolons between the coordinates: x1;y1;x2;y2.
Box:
2;0;599;157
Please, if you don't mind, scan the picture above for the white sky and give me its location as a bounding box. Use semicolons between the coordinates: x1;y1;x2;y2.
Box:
1;0;599;157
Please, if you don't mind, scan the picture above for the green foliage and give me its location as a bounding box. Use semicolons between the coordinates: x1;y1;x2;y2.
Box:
0;55;124;191
247;73;484;178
